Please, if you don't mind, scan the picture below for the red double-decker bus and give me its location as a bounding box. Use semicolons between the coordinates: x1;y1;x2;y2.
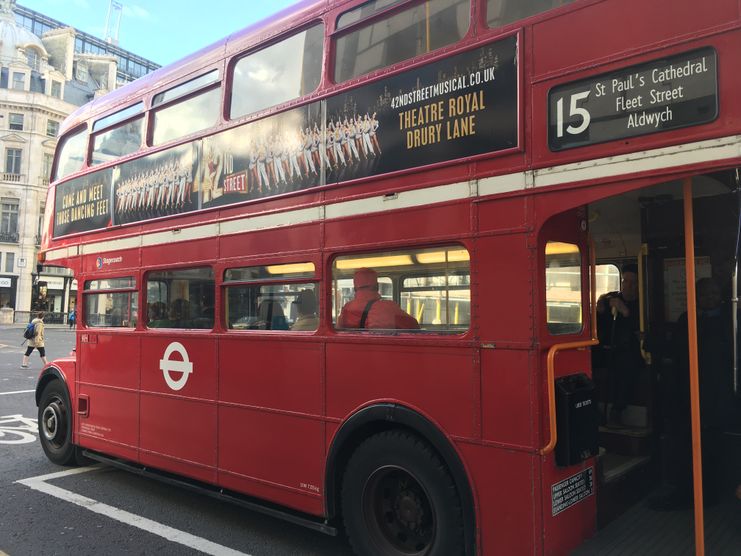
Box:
36;0;741;554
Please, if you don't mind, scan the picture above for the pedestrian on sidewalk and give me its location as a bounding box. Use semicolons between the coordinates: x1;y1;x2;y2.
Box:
22;311;48;368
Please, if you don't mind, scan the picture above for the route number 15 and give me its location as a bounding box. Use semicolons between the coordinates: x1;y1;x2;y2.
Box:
555;91;591;137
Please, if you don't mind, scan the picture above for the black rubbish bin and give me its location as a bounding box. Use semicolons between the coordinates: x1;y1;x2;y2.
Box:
555;373;598;467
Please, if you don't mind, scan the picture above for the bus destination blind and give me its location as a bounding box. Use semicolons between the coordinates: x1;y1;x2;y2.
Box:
548;47;718;151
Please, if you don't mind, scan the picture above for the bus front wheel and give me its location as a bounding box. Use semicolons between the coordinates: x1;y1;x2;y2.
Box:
341;430;464;556
38;381;78;466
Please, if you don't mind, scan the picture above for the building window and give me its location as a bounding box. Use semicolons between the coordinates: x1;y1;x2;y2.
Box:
26;49;40;71
1;199;19;238
9;113;24;131
46;120;59;137
12;73;25;90
42;152;53;182
4;252;13;273
5;148;22;176
50;81;61;98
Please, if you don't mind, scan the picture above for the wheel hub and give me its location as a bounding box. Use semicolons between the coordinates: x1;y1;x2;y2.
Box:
42;402;61;441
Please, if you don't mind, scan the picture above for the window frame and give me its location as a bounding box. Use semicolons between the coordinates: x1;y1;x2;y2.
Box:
145;266;216;330
331;0;471;84
82;275;138;329
222;261;319;332
331;244;472;335
149;82;222;147
9;113;24;131
227;21;325;121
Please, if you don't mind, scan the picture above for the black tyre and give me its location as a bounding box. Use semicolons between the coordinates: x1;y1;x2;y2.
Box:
341;430;465;556
38;381;79;466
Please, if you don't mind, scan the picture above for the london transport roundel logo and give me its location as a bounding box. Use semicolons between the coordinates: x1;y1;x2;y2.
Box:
159;342;193;391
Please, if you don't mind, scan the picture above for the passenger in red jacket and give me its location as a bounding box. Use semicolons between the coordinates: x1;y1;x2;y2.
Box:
338;268;420;330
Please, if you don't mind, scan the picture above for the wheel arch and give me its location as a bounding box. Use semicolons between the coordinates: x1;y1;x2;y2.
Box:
35;365;68;406
325;403;476;555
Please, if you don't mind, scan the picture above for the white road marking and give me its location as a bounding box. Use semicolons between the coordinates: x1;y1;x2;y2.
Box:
0;390;35;395
17;466;251;556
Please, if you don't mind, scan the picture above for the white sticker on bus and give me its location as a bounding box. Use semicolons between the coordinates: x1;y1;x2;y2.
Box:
159;342;193;391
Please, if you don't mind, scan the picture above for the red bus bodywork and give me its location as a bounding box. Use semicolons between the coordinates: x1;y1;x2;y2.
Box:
36;1;741;554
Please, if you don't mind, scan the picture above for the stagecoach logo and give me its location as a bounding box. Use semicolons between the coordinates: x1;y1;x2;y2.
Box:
96;256;123;269
159;342;193;391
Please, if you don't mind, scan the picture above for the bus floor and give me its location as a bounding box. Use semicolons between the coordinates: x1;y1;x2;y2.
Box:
572;492;741;555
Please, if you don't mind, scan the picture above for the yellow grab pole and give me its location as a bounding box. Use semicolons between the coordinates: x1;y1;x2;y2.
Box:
683;177;705;556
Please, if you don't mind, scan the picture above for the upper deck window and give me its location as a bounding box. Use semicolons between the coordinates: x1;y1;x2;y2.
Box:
336;0;406;29
334;0;469;83
229;23;324;119
54;128;87;181
92;103;144;132
487;0;574;28
91;116;144;166
152;71;220;107
152;85;221;146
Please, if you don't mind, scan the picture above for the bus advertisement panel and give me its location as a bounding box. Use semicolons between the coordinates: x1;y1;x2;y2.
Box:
52;36;517;237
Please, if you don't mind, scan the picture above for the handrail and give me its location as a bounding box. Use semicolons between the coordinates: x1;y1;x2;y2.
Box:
540;236;599;456
637;243;652;364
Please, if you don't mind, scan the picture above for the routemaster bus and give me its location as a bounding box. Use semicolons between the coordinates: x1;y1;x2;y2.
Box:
35;0;741;554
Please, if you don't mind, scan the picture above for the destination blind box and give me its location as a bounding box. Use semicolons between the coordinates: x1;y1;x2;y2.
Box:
548;47;718;151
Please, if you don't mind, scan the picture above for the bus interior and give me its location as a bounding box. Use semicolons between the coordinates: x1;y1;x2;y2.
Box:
555;172;741;552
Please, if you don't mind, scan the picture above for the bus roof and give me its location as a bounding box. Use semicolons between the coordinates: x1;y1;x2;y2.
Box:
60;0;326;135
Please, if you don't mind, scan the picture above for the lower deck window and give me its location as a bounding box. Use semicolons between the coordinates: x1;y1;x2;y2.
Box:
146;268;215;329
225;282;318;331
83;277;137;328
545;241;583;335
333;245;471;333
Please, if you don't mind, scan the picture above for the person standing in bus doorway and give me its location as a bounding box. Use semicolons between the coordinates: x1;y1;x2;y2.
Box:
21;312;48;368
596;263;643;427
338;268;420;330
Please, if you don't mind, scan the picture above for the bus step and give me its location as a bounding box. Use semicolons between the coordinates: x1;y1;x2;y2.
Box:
599;425;652;456
82;450;338;536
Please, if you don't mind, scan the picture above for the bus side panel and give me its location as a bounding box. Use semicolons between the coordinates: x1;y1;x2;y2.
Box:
219;221;322;260
323;202;471;249
138;334;218;484
475;234;533;343
140;237;218;267
325;343;476;437
217;337;324;515
481;349;534;447
459;443;536;556
531;0;737;77
77;333;140;461
540;348;597;555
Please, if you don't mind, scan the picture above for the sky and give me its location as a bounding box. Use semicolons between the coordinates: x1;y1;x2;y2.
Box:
18;0;300;66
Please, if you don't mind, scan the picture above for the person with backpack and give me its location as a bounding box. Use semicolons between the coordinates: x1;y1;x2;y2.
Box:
21;311;48;368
